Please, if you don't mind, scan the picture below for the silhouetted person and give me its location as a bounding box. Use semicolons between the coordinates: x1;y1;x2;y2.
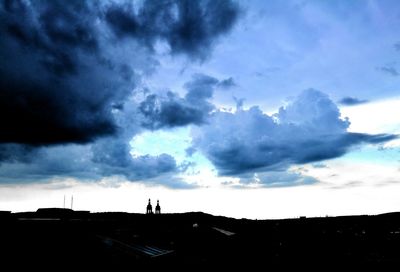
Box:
155;200;161;214
146;198;153;214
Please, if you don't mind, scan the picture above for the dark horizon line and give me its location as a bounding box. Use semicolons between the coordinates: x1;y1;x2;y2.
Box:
1;207;400;221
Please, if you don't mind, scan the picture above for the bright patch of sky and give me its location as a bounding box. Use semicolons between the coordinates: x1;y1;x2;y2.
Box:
130;127;221;187
338;97;400;164
340;97;400;137
340;146;400;166
2;176;400;219
130;127;191;162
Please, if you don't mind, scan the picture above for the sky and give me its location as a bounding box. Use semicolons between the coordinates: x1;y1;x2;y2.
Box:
0;0;400;219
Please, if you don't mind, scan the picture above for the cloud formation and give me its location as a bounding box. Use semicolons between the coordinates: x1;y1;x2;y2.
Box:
91;137;177;180
2;2;395;189
0;0;240;184
0;72;236;185
105;0;240;60
192;89;397;176
139;74;218;129
0;0;240;146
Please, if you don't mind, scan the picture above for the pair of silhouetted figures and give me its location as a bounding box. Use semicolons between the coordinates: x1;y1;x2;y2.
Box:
146;199;161;214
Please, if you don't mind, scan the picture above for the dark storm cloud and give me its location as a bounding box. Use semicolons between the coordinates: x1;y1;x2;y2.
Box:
0;144;36;164
0;0;130;145
0;0;240;146
139;74;218;129
192;89;397;176
105;0;240;60
139;92;209;129
338;97;369;106
0;0;241;184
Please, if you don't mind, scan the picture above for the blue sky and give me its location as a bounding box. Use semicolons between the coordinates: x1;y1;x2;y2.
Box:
0;0;399;218
153;0;400;107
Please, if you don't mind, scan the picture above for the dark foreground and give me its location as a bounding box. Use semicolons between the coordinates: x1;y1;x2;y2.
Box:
1;209;399;270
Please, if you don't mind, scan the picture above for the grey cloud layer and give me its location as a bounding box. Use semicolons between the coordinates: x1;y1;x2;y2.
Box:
0;143;178;184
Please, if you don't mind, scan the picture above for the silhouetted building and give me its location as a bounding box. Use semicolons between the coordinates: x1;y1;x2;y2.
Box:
146;199;153;214
36;208;74;218
35;208;90;219
155;200;161;214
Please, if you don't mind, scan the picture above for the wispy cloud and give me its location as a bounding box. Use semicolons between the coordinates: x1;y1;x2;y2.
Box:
378;66;399;76
338;97;369;106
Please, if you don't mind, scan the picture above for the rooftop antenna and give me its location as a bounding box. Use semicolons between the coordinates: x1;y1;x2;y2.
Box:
71;195;74;210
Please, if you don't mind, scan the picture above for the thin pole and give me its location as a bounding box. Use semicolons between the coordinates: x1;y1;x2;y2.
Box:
63;195;65;209
71;195;73;210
